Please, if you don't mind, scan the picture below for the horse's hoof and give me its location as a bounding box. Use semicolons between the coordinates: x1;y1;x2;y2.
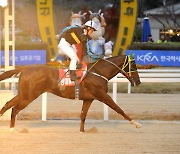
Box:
136;124;142;128
130;120;142;128
10;128;14;133
80;131;85;133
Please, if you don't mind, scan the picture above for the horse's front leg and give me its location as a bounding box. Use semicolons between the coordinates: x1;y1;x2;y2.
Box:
95;90;142;128
80;100;92;132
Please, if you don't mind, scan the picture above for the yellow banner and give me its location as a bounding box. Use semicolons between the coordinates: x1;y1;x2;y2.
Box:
36;0;58;60
113;0;138;56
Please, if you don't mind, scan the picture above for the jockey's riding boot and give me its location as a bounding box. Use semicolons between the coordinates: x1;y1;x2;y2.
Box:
77;63;82;69
70;70;77;81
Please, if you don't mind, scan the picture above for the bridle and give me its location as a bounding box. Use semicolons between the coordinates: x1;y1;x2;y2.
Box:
121;55;138;78
102;56;137;81
87;55;137;82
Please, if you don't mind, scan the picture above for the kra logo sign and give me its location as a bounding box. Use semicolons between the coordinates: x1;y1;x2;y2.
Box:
137;52;159;63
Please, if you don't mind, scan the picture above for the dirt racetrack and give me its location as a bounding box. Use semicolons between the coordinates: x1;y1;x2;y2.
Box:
0;93;180;154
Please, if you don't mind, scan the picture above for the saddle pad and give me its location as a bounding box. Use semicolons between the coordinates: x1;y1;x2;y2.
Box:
59;62;87;86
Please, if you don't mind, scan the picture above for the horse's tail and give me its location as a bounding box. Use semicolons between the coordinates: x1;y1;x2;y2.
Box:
0;67;24;81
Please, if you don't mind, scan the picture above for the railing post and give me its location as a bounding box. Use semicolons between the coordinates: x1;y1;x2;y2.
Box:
103;104;109;121
42;92;47;121
113;82;117;103
104;82;118;121
128;82;131;94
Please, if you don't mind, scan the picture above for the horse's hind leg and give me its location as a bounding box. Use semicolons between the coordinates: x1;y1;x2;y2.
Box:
9;107;20;132
10;105;25;132
80;100;92;132
10;96;39;132
0;95;21;116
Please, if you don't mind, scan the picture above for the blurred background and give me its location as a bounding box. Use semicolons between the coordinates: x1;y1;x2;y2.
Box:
0;0;179;44
0;0;180;65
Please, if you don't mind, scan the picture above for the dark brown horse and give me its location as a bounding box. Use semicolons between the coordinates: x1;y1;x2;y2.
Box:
0;55;141;132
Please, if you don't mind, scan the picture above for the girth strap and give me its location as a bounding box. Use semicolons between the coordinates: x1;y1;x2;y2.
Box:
91;72;109;82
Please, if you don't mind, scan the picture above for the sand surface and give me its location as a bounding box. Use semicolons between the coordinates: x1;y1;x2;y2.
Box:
0;93;180;154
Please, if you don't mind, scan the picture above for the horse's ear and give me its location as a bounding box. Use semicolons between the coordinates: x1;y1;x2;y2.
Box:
129;53;134;60
98;9;101;14
82;12;87;16
71;12;74;15
89;10;92;14
78;11;81;15
100;13;106;27
100;13;104;17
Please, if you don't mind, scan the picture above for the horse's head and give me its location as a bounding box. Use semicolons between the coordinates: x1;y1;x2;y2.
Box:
69;11;87;26
88;9;106;39
121;54;141;86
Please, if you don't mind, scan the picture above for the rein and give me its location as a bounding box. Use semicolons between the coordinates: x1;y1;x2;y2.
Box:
101;56;133;81
102;58;127;75
85;55;135;82
87;59;100;72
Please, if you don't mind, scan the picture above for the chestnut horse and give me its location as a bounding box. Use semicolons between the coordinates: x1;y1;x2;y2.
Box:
0;55;141;132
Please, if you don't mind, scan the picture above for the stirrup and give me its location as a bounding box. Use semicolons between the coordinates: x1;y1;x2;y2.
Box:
74;80;80;100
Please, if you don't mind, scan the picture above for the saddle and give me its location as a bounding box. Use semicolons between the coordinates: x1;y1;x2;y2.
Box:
58;62;87;87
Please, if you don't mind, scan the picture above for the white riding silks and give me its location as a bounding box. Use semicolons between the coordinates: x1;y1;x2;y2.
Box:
58;38;79;70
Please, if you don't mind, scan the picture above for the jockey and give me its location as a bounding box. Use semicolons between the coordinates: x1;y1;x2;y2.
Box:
56;20;97;81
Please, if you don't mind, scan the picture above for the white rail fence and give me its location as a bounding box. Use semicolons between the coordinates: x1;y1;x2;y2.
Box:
0;78;47;121
104;69;180;120
1;69;180;121
109;69;180;101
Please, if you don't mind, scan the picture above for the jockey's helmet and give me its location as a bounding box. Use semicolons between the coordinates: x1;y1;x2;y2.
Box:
84;20;98;31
